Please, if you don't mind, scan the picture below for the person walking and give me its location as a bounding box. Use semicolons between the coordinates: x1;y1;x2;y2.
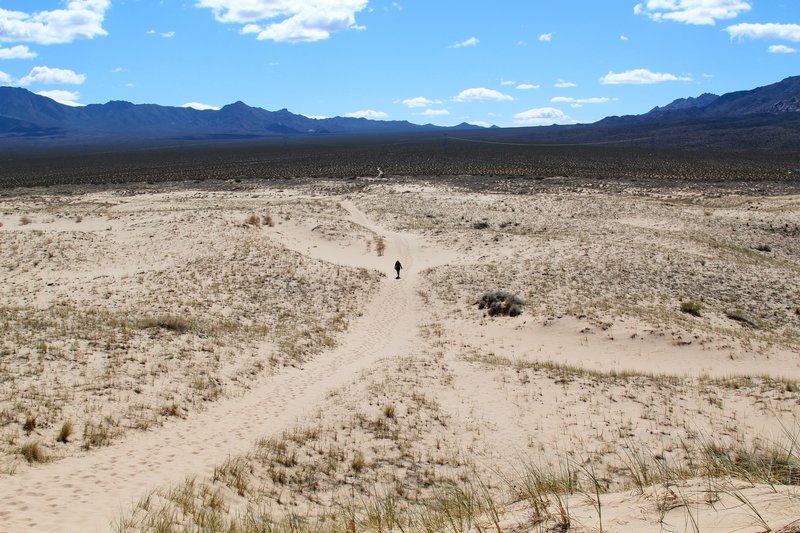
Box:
394;260;402;279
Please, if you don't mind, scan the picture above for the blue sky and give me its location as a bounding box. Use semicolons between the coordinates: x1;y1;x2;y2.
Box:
0;1;797;127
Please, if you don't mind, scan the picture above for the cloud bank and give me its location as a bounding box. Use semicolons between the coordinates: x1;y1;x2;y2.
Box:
344;109;387;119
0;45;36;59
513;107;571;126
18;66;86;85
634;0;751;25
600;68;691;85
449;36;478;48
0;0;111;44
725;23;800;42
36;89;82;106
182;102;221;111
453;88;513;102
400;96;441;108
196;0;369;43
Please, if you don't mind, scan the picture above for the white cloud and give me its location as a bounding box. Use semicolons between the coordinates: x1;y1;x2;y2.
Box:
725;23;800;42
146;29;156;34
551;96;611;105
182;102;220;111
516;40;527;46
0;0;110;44
400;96;441;108
468;121;490;128
344;109;388;119
500;79;516;86
513;107;572;126
450;36;479;48
516;83;540;90
554;80;576;88
302;113;328;120
768;44;796;54
0;45;36;59
0;70;11;83
18;66;85;85
36;89;82;106
538;32;553;42
111;66;125;73
620;35;629;41
415;108;450;116
634;0;750;25
161;31;176;38
454;87;513;102
195;0;369;43
600;68;691;85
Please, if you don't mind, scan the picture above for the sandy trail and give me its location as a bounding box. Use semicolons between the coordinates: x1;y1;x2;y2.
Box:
0;202;432;533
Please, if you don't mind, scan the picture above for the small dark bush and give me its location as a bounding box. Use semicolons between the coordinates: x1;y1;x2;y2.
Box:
680;301;702;317
140;315;190;333
472;221;490;230
754;244;772;252
477;291;524;317
725;310;756;327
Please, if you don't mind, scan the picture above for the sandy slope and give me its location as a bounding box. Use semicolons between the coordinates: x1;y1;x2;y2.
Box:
0;202;447;533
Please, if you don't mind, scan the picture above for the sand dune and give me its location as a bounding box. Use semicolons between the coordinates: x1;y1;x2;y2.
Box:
1;178;799;532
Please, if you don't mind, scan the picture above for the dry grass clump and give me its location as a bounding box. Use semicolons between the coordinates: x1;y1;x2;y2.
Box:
18;441;47;463
57;421;73;443
244;213;261;226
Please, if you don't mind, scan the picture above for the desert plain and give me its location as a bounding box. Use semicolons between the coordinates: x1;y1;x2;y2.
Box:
1;168;799;532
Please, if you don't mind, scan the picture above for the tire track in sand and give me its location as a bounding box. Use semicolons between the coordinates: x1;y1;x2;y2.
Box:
0;202;423;533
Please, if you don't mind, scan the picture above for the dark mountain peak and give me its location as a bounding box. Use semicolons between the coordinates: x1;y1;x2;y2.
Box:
221;100;252;111
0;86;66;126
651;93;719;114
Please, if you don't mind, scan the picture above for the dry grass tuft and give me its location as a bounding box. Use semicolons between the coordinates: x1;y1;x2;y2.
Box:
19;441;47;463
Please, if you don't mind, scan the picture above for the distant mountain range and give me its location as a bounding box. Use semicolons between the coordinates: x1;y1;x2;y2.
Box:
599;75;800;125
0;75;798;151
0;88;483;140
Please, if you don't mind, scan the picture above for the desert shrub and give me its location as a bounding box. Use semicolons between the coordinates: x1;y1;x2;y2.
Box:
383;404;396;419
754;244;772;252
263;214;274;227
351;451;366;472
19;216;32;225
472;221;490;230
477;291;524;317
23;414;37;432
680;301;702;317
245;214;261;226
375;236;386;256
139;315;190;333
